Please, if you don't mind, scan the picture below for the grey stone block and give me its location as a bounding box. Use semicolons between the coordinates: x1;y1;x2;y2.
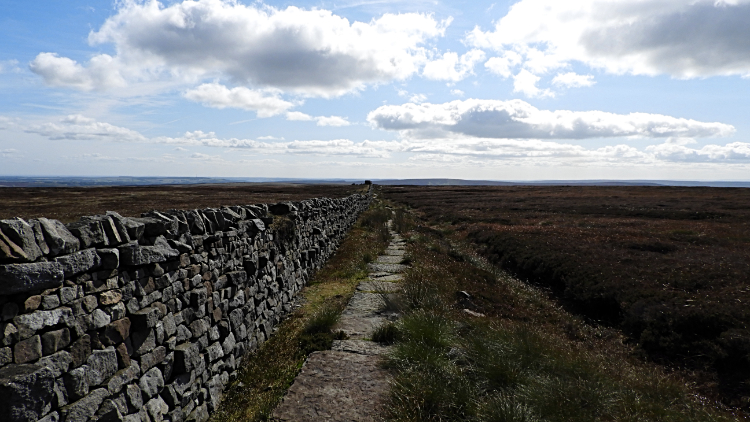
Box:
140;345;166;373
173;342;200;374
66;219;107;249
13;307;74;339
0;218;44;262
139;367;164;399
106;360;140;395
37;350;73;381
125;383;143;412
41;328;70;356
41;293;60;310
92;308;112;329
0;346;12;366
79;215;123;247
118;237;179;266
131;306;162;330
37;218;80;257
104;212;133;244
60;387;109;422
63;366;89;400
53;377;69;408
0;262;64;296
0;364;56;422
14;335;42;364
60;287;78;305
54;248;101;278
98;248;120;270
68;334;91;368
130;329;156;357
87;348;118;386
38;410;60;422
146;396;169;422
186;403;208;422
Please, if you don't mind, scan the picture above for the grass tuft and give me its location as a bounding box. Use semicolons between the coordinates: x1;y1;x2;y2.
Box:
372;322;401;345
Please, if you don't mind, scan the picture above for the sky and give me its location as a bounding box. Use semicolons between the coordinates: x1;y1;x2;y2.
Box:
1;0;750;181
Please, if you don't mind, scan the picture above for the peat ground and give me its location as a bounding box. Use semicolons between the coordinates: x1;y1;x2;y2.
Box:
0;183;362;222
382;185;750;408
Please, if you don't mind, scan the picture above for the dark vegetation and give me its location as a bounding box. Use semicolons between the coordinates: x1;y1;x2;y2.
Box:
210;202;390;422
0;183;361;222
382;185;750;408
379;210;735;421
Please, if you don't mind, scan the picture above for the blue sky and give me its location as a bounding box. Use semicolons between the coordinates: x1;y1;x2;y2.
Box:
1;0;750;180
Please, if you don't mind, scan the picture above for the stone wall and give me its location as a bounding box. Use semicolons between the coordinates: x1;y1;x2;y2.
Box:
0;191;371;422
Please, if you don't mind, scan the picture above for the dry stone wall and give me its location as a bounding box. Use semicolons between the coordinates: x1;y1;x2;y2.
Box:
0;191;371;422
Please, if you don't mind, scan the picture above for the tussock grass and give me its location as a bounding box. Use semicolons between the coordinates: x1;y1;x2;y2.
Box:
381;205;738;422
372;322;401;345
209;201;389;422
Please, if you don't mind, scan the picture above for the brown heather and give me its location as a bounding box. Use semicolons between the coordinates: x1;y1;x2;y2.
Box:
0;183;361;223
382;185;750;408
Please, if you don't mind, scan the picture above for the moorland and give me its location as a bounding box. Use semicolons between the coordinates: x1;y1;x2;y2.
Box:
382;185;750;406
0;183;361;222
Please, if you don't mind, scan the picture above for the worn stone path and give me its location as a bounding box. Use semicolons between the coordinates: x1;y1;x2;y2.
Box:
272;223;406;421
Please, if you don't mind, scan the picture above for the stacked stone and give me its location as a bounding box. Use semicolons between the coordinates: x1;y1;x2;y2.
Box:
0;192;371;422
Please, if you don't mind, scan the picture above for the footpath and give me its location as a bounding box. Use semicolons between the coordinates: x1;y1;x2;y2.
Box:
271;222;406;421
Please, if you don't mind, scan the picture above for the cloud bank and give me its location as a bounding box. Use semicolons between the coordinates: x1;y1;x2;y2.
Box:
30;0;449;96
469;0;750;82
21;114;750;166
367;99;735;140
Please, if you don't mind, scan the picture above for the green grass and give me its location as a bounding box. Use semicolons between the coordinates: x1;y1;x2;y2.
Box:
209;201;390;422
380;206;737;422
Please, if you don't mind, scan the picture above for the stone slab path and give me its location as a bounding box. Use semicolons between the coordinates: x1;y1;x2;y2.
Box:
272;224;406;422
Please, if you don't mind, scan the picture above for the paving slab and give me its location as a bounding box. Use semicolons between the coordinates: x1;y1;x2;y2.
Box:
332;340;391;356
367;263;408;273
376;255;403;264
357;281;401;293
271;351;389;422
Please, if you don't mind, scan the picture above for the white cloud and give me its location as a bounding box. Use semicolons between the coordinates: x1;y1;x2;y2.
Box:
285;112;350;126
484;51;523;78
646;141;750;163
422;49;486;82
32;0;450;96
367;99;736;140
468;0;750;79
1;148;19;158
409;94;428;103
450;89;464;97
315;116;350;127
0;117;15;130
184;83;294;117
29;53;126;91
17;114;750;168
257;135;285;140
24;115;382;157
286;111;314;121
513;70;553;98
0;60;21;74
26;114;146;142
552;72;595;88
